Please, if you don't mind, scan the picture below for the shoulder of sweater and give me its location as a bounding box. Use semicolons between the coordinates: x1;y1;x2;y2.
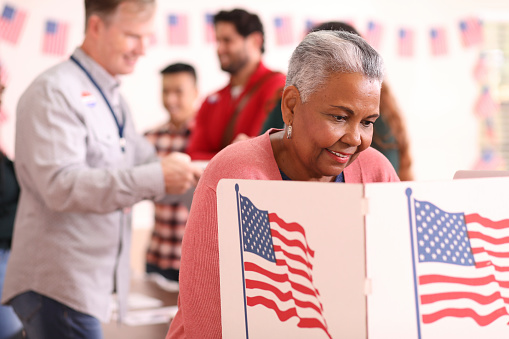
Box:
345;147;399;183
200;135;278;188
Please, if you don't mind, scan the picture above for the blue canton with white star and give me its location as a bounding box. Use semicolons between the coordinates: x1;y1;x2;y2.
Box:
240;194;276;262
414;199;475;266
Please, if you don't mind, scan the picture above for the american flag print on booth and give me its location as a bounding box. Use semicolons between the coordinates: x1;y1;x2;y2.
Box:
411;197;509;328
0;4;27;44
365;21;383;50
459;17;483;48
274;16;293;46
42;20;69;56
398;28;414;57
237;191;332;338
430;27;448;56
167;14;188;46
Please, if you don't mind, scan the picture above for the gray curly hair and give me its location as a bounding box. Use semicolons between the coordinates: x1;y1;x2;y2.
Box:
285;30;384;102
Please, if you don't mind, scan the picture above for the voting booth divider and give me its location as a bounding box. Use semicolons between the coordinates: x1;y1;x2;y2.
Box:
217;177;509;339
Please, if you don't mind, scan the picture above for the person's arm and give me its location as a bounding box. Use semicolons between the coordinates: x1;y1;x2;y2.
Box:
185;99;218;160
168;183;222;337
15;80;166;214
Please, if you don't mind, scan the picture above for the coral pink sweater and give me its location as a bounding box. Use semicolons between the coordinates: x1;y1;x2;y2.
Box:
166;130;399;338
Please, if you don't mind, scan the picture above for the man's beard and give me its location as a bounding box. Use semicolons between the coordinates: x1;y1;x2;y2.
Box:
220;54;249;75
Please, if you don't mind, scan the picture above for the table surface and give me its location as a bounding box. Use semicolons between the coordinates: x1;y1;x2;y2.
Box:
102;278;178;339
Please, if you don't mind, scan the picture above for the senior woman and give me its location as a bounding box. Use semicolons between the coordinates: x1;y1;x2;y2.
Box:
166;30;399;338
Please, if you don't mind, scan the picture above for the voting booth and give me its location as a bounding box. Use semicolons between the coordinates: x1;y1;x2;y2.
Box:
217;177;509;338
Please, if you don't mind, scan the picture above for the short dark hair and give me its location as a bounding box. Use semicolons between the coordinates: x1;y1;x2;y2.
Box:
84;0;154;27
309;21;361;36
213;8;265;53
160;63;197;83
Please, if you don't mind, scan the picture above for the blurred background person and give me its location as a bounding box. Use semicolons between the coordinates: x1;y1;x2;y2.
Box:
186;8;286;160
261;21;413;181
0;67;23;339
167;30;399;338
2;1;202;338
145;62;199;283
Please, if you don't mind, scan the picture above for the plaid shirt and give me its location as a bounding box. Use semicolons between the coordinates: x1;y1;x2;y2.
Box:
145;120;194;270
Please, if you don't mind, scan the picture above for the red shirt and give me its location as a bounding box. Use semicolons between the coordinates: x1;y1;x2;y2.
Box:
186;62;286;160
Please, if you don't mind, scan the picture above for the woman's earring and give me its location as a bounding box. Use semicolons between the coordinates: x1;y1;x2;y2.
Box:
287;125;292;139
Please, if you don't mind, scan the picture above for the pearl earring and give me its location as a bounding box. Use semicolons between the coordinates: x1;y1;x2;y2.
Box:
287;125;292;139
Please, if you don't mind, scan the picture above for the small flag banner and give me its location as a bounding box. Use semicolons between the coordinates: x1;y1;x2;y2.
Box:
398;28;414;57
475;87;499;118
0;59;8;86
484;117;496;142
167;14;188;46
473;148;505;170
473;54;488;83
303;19;318;38
430;27;448;56
365;21;383;50
237;190;332;338
0;107;8;124
410;194;509;329
0;4;27;44
274;16;293;46
42;20;69;56
204;13;215;43
459;17;483;48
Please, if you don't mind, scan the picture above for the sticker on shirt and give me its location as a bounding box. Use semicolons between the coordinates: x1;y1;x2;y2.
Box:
81;91;97;108
207;93;219;104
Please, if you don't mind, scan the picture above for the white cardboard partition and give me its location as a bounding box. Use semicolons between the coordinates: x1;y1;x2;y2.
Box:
217;177;509;339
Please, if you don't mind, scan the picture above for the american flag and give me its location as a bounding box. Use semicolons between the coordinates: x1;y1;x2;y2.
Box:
0;58;8;86
238;193;332;338
398;28;414;57
274;16;293;46
413;198;509;326
204;13;215;43
364;21;383;50
475;87;499;118
473;148;505;170
460;17;483;48
0;4;27;44
303;19;317;38
42;20;69;56
473;54;488;83
167;14;188;46
430;27;448;56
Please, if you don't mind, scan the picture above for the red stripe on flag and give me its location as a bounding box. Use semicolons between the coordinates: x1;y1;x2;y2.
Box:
472;247;509;259
465;213;509;229
245;262;318;297
420;273;509;287
422;307;508;326
273;245;313;270
247;296;332;338
421;291;503;305
246;279;322;314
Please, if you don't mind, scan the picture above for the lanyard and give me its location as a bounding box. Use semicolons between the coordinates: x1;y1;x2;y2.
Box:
70;55;126;152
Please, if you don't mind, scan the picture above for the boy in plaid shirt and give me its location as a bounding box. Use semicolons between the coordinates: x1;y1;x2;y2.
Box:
145;63;198;281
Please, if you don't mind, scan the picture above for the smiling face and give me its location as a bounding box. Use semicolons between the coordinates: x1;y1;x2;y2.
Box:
281;72;381;182
92;2;155;76
214;22;252;74
162;72;198;128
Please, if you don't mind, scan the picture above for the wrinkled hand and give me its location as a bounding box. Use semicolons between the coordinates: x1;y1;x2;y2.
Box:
231;133;251;144
161;152;203;194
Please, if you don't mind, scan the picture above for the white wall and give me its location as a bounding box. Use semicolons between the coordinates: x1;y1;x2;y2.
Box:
1;0;509;181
